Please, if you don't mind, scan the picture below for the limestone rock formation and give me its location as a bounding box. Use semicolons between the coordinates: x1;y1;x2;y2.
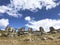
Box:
49;27;57;34
17;27;25;36
39;27;45;35
28;28;33;33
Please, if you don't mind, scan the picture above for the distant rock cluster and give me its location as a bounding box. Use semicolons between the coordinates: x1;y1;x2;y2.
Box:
0;26;60;38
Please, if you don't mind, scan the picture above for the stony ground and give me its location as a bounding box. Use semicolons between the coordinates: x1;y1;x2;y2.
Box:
0;40;60;45
0;33;60;45
0;39;60;45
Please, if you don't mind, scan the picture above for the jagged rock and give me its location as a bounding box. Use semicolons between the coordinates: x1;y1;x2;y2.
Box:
57;36;60;39
57;29;60;33
17;27;25;36
0;30;3;37
24;39;30;41
47;36;54;40
21;27;25;31
41;37;47;40
39;27;45;35
28;28;33;33
32;31;41;36
0;33;2;37
49;27;58;34
52;31;57;34
5;26;17;37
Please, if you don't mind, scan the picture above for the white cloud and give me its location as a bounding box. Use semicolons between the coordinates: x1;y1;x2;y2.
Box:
0;19;9;28
43;0;60;10
10;0;60;11
58;13;60;16
25;16;31;21
0;5;11;13
6;10;22;17
25;18;60;32
0;0;60;17
0;5;22;17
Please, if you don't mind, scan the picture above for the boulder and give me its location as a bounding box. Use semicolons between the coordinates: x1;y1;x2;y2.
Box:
0;33;2;37
41;37;47;40
47;36;54;40
24;39;30;41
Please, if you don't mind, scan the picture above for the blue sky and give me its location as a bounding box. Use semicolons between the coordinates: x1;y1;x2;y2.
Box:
0;0;60;32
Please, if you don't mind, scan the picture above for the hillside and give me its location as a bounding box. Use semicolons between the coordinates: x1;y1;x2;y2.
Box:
0;32;60;45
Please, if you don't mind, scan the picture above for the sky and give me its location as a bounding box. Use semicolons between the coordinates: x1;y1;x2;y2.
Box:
0;0;60;32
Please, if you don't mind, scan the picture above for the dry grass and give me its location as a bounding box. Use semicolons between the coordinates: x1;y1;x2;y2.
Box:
0;39;60;45
0;33;60;45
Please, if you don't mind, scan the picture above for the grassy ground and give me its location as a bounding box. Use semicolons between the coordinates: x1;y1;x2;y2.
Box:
0;33;60;45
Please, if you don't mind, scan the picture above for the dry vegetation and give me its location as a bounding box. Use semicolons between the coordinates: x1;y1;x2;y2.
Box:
0;33;60;45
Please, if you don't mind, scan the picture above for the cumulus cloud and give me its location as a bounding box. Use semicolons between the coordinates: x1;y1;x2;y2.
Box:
58;13;60;16
10;0;60;10
0;5;22;17
25;18;60;32
0;19;9;28
25;16;31;21
0;0;60;17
